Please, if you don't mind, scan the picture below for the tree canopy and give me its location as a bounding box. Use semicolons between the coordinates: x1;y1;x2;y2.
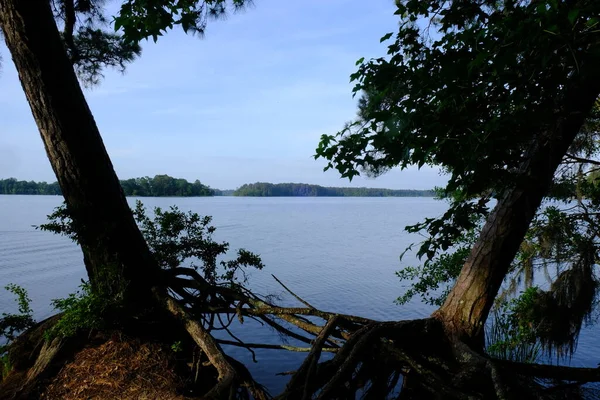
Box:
0;0;253;86
119;175;214;196
317;0;600;254
316;0;600;358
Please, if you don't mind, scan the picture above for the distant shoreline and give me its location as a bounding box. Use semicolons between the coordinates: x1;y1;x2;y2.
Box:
0;193;438;198
0;177;435;198
231;182;435;197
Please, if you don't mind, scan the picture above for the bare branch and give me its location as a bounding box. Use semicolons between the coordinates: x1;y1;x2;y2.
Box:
565;153;600;166
495;360;600;382
271;274;316;309
216;339;338;353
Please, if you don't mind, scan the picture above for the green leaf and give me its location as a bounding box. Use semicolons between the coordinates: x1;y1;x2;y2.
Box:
568;9;579;25
380;32;393;43
355;57;365;66
114;18;123;32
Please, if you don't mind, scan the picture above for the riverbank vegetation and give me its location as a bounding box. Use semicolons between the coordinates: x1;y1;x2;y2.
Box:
1;0;600;399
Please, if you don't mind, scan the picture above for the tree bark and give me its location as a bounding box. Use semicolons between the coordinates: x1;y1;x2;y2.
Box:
433;69;600;344
0;0;160;305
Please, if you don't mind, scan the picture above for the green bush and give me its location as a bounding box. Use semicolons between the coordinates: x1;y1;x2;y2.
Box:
46;282;111;340
0;284;36;379
39;200;265;339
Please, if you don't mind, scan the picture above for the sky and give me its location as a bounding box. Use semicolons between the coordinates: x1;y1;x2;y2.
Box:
0;0;448;190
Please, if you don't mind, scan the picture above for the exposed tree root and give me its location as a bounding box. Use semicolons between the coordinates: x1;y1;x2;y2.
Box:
0;315;88;400
3;272;600;400
163;294;270;400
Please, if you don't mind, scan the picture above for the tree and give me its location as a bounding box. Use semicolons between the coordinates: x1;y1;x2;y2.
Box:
0;0;249;306
3;0;600;399
0;1;290;398
397;101;600;360
317;0;600;344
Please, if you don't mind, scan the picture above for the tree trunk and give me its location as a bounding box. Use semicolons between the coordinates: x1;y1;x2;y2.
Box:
0;0;160;305
433;72;600;345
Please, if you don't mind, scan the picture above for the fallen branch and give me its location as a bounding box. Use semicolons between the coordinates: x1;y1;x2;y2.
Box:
216;339;338;353
164;295;239;399
496;359;600;382
271;274;316;309
277;316;339;399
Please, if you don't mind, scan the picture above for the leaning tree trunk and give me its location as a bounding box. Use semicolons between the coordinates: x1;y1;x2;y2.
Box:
0;0;160;306
433;70;600;346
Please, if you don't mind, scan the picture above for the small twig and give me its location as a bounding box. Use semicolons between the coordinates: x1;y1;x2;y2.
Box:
276;370;297;376
220;321;258;363
271;274;316;309
258;315;322;346
565;153;600;166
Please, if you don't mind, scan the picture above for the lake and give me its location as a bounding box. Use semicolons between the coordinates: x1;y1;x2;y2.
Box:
0;195;598;394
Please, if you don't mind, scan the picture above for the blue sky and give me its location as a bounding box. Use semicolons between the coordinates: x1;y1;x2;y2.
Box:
0;0;447;190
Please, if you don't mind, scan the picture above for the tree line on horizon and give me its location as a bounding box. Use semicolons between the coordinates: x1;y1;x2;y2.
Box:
0;177;434;197
0;175;213;197
233;182;435;197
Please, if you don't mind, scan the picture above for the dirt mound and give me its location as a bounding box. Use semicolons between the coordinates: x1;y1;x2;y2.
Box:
41;334;188;400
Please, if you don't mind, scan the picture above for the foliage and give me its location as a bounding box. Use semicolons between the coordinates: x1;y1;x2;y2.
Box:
36;205;79;243
0;284;35;343
0;284;35;380
0;178;61;195
119;175;214;197
0;175;215;197
396;226;479;306
68;27;141;86
46;282;113;339
1;0;253;85
1;353;10;381
315;0;600;262
51;0;141;85
313;0;600;358
132;200;263;285
233;182;435;197
486;287;542;364
114;0;252;44
37;199;263;338
170;340;183;353
39;199;264;287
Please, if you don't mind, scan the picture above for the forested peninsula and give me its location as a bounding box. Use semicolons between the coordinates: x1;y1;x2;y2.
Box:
0;175;214;197
233;182;435;197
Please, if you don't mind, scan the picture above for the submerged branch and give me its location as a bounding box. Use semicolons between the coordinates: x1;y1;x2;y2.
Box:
271;274;316;309
496;360;600;382
216;339;338;353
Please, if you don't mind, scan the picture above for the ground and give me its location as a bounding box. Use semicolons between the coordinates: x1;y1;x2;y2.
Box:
41;335;187;400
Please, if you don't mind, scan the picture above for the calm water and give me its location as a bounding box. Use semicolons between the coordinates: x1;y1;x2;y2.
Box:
0;195;598;393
